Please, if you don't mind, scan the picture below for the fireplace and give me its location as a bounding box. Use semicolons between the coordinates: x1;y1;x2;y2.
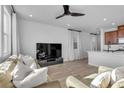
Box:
36;43;63;66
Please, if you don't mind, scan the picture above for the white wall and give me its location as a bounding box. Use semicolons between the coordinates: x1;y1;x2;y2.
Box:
17;18;93;61
18;18;70;61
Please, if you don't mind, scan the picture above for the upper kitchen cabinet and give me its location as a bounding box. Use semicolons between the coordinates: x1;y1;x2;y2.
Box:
118;26;124;38
118;25;124;43
104;25;124;45
105;31;118;45
118;25;124;30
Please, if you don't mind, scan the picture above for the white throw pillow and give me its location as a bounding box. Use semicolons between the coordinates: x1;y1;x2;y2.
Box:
90;71;111;88
12;61;33;81
13;67;48;88
20;55;37;69
111;66;124;84
111;78;124;88
30;62;37;69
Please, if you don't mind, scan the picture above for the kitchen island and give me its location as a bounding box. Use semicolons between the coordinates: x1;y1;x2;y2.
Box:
88;51;124;68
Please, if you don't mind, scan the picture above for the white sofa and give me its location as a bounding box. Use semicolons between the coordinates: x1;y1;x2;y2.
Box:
12;55;48;88
0;55;48;88
66;66;124;88
66;66;113;88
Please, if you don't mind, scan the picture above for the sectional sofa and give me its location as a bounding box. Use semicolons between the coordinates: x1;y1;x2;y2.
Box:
0;55;53;88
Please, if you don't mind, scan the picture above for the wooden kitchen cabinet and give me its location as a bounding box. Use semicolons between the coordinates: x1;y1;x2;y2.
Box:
105;25;124;44
105;31;118;45
118;29;124;38
118;25;124;30
118;25;124;38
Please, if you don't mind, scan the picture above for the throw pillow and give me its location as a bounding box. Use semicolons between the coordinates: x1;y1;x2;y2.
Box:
12;60;33;81
111;66;124;84
13;67;48;88
90;71;111;88
20;55;37;69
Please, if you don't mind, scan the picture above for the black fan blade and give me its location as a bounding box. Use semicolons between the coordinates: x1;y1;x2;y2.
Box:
68;29;82;32
56;14;65;19
71;13;85;16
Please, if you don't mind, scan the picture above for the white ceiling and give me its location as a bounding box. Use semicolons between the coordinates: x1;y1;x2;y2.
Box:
14;5;124;32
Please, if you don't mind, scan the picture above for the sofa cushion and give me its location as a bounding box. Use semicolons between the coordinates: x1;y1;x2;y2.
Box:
0;60;17;80
90;71;111;88
12;60;33;81
7;55;18;64
111;66;124;84
0;70;13;87
0;60;16;73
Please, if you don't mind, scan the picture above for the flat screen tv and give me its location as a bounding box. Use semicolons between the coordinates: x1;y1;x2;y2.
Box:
36;43;62;60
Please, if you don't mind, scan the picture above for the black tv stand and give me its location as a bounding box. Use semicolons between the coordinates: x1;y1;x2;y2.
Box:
38;57;63;67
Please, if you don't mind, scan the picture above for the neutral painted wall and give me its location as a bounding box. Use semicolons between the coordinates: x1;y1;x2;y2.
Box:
17;18;93;61
18;18;70;61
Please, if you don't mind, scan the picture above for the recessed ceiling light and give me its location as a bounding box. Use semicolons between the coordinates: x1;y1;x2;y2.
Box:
29;14;32;17
67;24;70;26
112;22;116;26
103;18;107;21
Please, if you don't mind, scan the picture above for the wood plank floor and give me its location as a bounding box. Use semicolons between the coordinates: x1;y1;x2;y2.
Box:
48;59;98;88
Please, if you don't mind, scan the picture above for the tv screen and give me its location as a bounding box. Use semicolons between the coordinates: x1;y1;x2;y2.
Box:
36;43;62;60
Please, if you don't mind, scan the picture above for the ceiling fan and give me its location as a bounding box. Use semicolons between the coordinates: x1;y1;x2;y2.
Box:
56;5;85;19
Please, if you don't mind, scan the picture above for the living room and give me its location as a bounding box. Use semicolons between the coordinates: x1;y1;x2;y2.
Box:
1;1;124;91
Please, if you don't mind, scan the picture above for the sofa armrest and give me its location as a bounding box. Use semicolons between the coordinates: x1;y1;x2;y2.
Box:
98;66;113;74
111;78;124;88
66;76;89;88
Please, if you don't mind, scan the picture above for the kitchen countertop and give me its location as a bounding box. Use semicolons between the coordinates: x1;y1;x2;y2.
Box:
103;49;124;52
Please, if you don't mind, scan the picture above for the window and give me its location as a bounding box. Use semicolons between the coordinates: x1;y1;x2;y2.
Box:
0;6;11;61
3;7;11;55
0;6;1;57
